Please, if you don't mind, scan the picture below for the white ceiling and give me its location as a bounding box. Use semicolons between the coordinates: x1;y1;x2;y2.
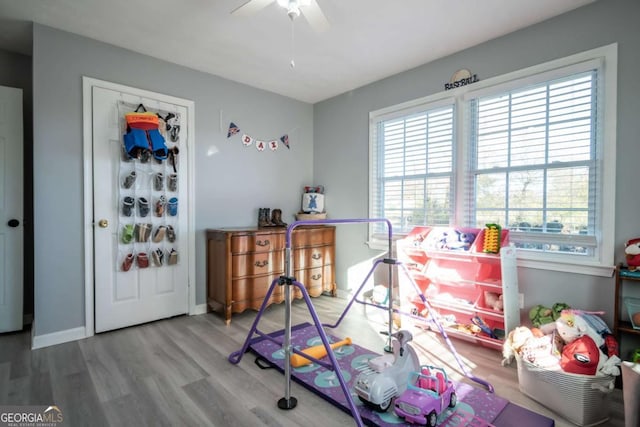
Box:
0;0;595;103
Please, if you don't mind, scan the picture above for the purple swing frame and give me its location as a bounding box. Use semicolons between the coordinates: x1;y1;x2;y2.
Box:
228;218;493;427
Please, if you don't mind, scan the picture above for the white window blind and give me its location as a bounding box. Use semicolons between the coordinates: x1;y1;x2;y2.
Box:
468;70;599;256
370;105;454;237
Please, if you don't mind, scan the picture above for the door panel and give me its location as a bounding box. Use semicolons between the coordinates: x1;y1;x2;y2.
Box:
0;86;23;333
93;86;188;333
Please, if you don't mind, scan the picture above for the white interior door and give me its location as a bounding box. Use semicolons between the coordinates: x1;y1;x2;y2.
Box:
0;85;24;333
92;85;189;333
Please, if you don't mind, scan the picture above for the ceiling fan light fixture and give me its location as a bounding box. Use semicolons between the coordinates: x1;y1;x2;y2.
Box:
277;0;310;7
277;0;312;18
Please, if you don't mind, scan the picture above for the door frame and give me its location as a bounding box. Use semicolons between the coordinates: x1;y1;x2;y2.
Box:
82;76;197;337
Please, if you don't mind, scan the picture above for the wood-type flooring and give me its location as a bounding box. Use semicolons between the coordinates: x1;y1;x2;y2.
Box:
0;296;626;426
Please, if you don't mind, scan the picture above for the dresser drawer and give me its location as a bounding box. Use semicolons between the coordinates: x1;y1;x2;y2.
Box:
292;226;335;247
231;232;285;253
294;265;332;297
232;273;285;308
292;245;333;269
231;250;284;278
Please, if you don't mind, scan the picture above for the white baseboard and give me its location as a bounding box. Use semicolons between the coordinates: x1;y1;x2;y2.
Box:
191;303;208;315
31;304;206;349
32;326;88;349
335;288;350;299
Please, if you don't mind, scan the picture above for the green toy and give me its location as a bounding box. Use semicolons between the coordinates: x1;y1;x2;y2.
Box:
529;302;570;327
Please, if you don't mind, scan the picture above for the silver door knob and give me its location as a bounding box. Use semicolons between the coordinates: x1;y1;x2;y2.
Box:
98;219;109;228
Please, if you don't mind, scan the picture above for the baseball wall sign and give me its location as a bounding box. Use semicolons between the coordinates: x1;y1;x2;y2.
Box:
444;69;479;91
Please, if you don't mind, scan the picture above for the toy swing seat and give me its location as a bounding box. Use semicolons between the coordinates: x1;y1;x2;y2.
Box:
227;218;554;427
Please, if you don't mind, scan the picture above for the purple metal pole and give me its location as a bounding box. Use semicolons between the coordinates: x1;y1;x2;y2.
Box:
279;218;392;425
290;278;364;426
228;276;281;364
323;258;385;329
396;261;494;393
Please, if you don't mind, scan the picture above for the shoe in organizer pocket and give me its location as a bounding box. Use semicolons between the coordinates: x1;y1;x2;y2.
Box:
135;223;152;242
154;172;164;191
122;171;137;189
152;248;164;266
168;197;178;216
166;225;176;243
152;225;166;243
137;252;149;268
122;196;134;217
122;253;134;272
121;224;135;244
168;248;178;265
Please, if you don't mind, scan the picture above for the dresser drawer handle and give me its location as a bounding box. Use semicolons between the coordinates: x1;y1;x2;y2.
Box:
255;260;269;268
312;274;322;280
311;253;322;260
256;239;270;247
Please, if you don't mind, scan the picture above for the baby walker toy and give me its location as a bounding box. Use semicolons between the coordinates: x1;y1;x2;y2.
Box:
354;330;420;412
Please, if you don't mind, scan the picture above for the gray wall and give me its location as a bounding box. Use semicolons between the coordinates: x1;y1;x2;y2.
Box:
314;0;640;334
0;49;33;319
32;24;314;336
17;0;640;353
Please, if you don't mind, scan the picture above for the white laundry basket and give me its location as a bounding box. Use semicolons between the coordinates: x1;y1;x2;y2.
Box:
515;355;615;426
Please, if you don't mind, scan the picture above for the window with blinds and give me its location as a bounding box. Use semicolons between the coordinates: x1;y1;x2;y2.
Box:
368;45;616;275
370;105;454;236
468;71;598;256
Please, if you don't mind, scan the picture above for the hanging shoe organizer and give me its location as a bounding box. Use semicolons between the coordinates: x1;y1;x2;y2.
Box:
117;102;181;272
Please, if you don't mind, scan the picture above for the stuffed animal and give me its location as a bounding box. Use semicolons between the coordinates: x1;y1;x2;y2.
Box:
625;238;640;271
555;311;605;349
435;229;476;251
501;326;534;366
484;291;504;311
529;302;570;328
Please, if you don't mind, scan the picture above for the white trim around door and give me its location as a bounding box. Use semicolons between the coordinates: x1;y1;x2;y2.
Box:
82;76;196;339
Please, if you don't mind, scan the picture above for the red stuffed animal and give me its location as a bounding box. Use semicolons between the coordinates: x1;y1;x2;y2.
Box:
625;237;640;271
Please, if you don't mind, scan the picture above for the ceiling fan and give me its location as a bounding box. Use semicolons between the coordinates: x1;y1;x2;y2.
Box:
231;0;330;32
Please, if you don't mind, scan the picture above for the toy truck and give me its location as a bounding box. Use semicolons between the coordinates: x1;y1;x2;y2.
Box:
393;365;457;426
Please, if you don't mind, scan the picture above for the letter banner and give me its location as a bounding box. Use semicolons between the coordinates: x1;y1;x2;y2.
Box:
281;134;290;149
229;123;290;152
241;134;253;147
227;122;240;138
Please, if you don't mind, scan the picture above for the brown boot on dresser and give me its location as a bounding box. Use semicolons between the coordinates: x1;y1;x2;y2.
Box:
271;208;287;227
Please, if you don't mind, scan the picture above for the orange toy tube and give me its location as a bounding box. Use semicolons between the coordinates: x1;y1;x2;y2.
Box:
290;337;352;368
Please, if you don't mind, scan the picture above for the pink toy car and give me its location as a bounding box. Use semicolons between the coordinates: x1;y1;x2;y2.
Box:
393;365;457;426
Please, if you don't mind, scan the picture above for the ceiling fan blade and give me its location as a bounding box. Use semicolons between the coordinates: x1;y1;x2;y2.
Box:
231;0;276;16
302;0;330;32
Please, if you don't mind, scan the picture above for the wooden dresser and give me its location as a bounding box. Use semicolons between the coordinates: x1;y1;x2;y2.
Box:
206;225;336;323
